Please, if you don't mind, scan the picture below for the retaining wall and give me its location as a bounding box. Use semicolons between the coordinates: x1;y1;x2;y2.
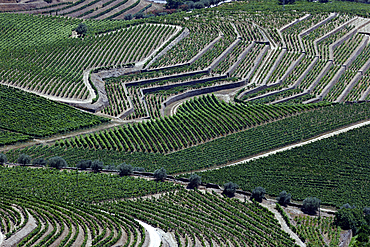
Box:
125;69;208;87
246;45;270;80
308;61;333;93
262;48;287;85
320;66;346;100
188;35;223;65
226;42;255;77
142;75;228;94
300;13;338;37
246;86;293;102
279;53;305;83
293;56;319;88
161;80;246;116
335;73;362;102
209;37;242;72
270;90;309;104
144;27;190;69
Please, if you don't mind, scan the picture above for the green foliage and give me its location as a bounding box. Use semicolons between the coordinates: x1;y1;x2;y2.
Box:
302;197;320;214
277;191;292;206
0;153;6;165
76;160;92;170
32;157;46;167
0;166;178;203
91;160;104;173
48;156;67;169
188;174;201;189
154;167;167;181
0;84;108;137
75;23;87;35
0;130;30;146
251;187;266;202
118;163;133;176
17;153;31;166
223;182;238;197
335;206;364;231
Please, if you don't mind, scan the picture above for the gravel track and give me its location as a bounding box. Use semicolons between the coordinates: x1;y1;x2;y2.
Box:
135;220;161;247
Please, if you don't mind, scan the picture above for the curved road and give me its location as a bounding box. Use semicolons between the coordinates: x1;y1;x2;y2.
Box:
135;219;161;247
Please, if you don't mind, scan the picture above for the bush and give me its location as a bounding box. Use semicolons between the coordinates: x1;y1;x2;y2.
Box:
124;14;133;20
0;153;6;165
223;182;238;197
188;174;201;189
48;156;67;169
194;2;204;8
154;167;167;181
251;187;266;202
91;160;104;173
133;167;145;172
184;1;194;8
134;12;144;19
75;23;88;36
335;206;364;231
302;197;321;214
118;163;133;176
105;164;116;170
18;153;31;166
357;232;369;243
32;158;46;167
76;160;91;170
277;191;291;206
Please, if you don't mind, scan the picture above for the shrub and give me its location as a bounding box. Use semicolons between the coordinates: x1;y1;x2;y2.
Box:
277;191;291;206
75;23;88;36
18;153;31;166
302;197;321;214
188;174;201;189
48;156;67;169
0;153;6;165
91;160;104;173
76;160;92;170
223;182;238;197
251;187;266;202
194;2;204;8
154;167;167;181
118;163;133;176
32;158;46;167
334;206;364;231
124;14;133;20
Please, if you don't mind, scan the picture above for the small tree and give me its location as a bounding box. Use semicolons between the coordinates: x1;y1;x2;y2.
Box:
18;153;31;166
105;164;116;170
32;157;46;167
75;23;88;36
133;167;145;172
48;156;67;169
118;163;133;176
124;14;133;20
251;187;266;202
188;174;201;189
134;12;144;19
194;1;204;9
91;160;104;173
302;197;321;214
277;191;291;206
76;160;92;170
154;167;167;181
223;182;238;197
334;205;364;231
0;153;7;165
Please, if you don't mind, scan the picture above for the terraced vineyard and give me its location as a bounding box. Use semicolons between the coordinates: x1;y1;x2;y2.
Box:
4;0;370;246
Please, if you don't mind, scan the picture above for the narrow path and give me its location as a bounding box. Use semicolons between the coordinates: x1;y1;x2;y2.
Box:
0;230;3;247
134;220;161;247
2;210;37;247
177;118;370;175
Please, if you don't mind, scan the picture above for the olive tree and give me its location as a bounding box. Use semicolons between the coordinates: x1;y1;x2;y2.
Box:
251;187;266;202
277;191;291;206
91;160;104;173
154;167;167;181
118;163;133;176
76;160;92;170
75;23;88;36
18;153;31;166
188;174;201;189
0;153;7;165
32;157;46;167
223;182;238;197
48;156;67;169
302;197;321;214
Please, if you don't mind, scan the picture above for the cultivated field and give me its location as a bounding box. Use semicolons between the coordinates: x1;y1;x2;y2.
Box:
2;0;370;246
